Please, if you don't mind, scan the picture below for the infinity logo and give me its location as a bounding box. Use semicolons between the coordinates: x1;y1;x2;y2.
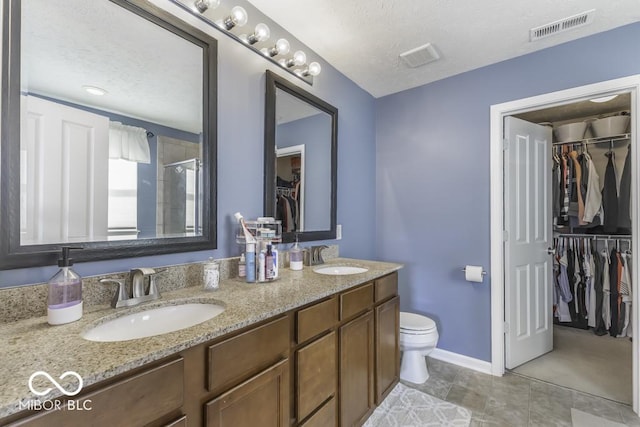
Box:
28;371;83;397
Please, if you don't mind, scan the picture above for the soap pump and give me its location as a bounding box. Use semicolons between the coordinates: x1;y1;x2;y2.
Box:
47;247;83;325
289;234;303;271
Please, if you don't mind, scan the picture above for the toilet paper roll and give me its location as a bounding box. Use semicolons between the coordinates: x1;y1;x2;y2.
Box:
465;265;484;283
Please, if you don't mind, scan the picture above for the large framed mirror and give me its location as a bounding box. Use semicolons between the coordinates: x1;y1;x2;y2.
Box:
264;70;337;243
0;0;218;269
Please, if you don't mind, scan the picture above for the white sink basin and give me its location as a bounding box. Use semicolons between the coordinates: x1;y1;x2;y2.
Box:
81;303;225;342
313;266;369;275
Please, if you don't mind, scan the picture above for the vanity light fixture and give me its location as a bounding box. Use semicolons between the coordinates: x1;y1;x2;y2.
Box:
219;6;248;30
82;85;107;96
193;0;219;13
279;50;306;68
172;0;321;85
242;23;270;45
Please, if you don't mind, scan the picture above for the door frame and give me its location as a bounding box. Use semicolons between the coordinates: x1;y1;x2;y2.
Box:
489;75;640;413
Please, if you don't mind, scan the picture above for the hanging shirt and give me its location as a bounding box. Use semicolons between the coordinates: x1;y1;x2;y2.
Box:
582;153;603;224
602;152;619;233
602;250;612;331
618;145;632;232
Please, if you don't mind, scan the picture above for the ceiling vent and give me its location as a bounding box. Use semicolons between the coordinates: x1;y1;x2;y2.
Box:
530;9;595;41
399;43;440;68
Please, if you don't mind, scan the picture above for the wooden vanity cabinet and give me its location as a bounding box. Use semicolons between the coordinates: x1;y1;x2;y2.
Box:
205;359;290;427
4;272;399;427
339;272;399;426
295;296;338;426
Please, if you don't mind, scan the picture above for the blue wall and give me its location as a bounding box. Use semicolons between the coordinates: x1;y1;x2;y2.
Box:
0;3;376;287
277;113;332;231
375;22;640;361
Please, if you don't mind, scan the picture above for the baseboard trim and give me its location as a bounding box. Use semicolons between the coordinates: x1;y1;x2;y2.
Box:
429;348;493;375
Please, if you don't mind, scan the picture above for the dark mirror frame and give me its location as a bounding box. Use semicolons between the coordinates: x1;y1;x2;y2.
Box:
0;0;218;270
264;70;337;243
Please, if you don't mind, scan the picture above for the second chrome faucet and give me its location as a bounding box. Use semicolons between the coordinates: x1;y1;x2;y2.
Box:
101;268;164;308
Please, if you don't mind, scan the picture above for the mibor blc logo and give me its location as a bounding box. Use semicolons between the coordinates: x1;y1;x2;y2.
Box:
28;371;83;396
20;370;92;412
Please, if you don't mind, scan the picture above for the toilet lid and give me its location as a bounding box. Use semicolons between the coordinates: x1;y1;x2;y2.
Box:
400;312;436;332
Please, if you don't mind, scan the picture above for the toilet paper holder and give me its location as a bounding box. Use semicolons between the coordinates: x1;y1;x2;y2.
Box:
461;267;487;275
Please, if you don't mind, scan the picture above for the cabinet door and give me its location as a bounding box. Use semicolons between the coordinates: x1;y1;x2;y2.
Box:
297;331;337;422
339;311;374;427
205;359;290;427
375;296;400;404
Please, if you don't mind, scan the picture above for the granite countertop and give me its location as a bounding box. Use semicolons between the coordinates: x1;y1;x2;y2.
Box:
0;257;402;419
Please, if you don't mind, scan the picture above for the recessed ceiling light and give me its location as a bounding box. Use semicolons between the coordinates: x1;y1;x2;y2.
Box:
590;95;618;103
82;85;107;96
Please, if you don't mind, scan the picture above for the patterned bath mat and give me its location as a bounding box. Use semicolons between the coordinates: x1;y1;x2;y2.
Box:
364;383;471;427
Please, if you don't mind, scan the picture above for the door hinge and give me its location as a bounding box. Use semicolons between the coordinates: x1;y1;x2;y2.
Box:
503;138;509;151
504;321;509;334
503;230;509;241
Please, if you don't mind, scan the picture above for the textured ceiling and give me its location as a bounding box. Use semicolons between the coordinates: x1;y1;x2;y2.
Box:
247;0;640;98
23;0;203;133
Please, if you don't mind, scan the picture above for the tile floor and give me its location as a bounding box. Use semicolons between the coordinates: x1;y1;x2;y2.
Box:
401;357;640;426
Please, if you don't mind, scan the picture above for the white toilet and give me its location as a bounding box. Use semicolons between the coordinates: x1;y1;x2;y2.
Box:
399;312;439;384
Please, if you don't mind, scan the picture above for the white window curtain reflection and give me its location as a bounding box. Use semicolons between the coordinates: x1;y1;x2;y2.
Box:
108;121;151;164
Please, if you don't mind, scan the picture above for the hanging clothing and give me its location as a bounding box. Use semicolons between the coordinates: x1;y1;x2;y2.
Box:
618;145;632;232
582;153;603;224
602;152;619;233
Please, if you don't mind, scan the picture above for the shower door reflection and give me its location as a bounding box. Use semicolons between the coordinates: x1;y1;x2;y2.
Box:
163;159;201;236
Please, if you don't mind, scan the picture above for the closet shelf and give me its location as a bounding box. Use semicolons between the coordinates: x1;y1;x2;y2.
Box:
553;133;630;146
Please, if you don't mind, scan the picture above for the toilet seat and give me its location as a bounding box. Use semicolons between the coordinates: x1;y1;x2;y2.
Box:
400;312;436;333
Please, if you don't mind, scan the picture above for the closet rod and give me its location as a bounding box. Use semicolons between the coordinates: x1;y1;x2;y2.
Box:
554;233;631;240
552;133;630;147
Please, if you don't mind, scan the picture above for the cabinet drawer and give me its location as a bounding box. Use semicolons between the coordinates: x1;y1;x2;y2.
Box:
205;359;290;427
164;415;187;427
300;397;336;427
208;316;290;392
296;297;338;343
297;331;337;421
340;283;373;320
10;358;184;427
375;273;398;303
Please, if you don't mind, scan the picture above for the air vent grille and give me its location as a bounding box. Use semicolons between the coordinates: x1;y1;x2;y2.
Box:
530;9;595;41
399;43;440;68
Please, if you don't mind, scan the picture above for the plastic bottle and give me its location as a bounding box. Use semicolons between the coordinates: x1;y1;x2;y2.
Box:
290;236;303;270
238;253;246;278
258;251;266;282
246;243;256;283
272;247;279;279
265;245;274;280
47;247;83;325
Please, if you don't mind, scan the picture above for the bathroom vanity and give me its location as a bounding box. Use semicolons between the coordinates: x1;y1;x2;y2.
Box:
0;259;401;426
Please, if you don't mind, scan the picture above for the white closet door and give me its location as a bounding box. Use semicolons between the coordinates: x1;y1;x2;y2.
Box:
504;116;553;369
21;95;110;245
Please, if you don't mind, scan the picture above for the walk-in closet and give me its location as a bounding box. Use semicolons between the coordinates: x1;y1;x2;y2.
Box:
509;93;633;404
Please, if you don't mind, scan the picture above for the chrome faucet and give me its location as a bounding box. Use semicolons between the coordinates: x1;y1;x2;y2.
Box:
304;245;329;266
100;268;164;308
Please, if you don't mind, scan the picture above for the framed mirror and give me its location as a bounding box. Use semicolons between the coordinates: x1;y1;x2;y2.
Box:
264;70;337;243
0;0;218;269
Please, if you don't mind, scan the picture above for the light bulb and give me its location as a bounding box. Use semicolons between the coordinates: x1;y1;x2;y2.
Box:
222;6;248;30
292;50;306;66
307;62;321;76
275;38;290;55
194;0;219;13
231;6;248;26
246;23;270;44
265;39;290;57
284;50;306;68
